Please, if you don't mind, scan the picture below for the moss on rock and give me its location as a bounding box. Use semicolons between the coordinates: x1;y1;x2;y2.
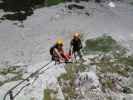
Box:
48;0;64;6
83;35;122;54
43;89;56;100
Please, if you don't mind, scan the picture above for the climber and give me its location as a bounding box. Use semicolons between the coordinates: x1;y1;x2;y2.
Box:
69;32;84;61
50;39;71;63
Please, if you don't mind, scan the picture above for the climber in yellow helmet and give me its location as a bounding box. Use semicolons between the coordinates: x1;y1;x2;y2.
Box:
50;39;70;63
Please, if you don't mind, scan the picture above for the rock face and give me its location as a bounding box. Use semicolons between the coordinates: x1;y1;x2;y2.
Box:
78;71;100;88
56;35;133;100
0;0;133;100
0;65;27;87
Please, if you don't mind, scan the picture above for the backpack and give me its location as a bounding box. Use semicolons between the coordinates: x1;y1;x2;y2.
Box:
50;45;56;55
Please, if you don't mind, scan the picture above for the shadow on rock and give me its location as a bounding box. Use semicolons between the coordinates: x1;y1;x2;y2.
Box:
1;10;33;21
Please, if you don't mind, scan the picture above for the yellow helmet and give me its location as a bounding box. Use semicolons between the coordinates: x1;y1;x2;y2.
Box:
56;39;64;45
73;32;80;38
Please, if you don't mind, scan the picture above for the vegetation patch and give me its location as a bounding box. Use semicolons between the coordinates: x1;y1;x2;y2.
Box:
0;74;23;86
0;66;24;86
130;1;133;5
107;96;112;100
58;64;77;100
48;0;64;6
0;66;23;75
96;57;129;77
104;79;114;90
58;63;87;81
82;35;133;94
82;35;131;77
58;63;88;100
43;88;58;100
58;35;133;99
118;55;133;68
83;35;122;54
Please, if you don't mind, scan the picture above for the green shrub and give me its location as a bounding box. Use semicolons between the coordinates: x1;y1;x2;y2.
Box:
43;89;58;100
0;66;24;86
130;1;133;5
58;63;78;99
48;0;64;6
118;56;133;67
83;35;120;54
104;79;113;89
43;89;52;100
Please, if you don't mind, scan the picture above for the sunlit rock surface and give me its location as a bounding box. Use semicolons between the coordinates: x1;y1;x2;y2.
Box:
0;1;133;100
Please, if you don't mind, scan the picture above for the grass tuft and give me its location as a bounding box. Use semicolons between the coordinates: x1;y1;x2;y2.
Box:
58;63;88;100
43;88;58;100
48;0;64;6
83;35;121;54
0;66;24;86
